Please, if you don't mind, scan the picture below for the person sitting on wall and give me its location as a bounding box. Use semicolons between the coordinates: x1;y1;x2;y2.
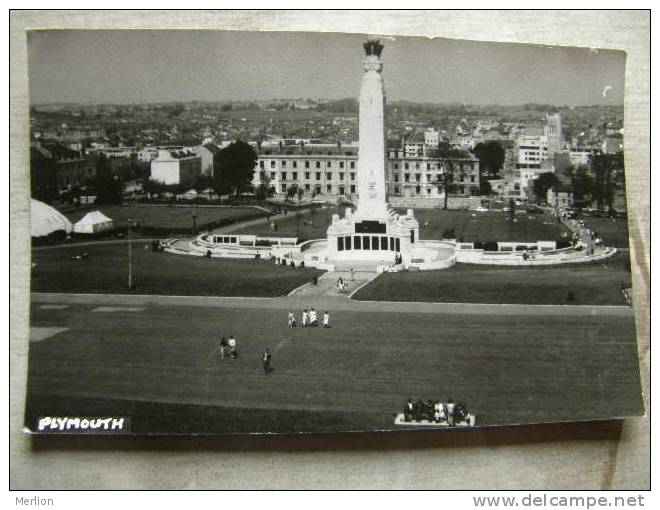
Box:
404;398;414;421
446;399;456;426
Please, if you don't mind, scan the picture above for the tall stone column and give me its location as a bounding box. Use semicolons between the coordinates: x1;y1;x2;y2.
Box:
356;40;388;220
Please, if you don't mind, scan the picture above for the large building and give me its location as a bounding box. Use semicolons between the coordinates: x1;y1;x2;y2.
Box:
150;149;202;185
252;144;479;203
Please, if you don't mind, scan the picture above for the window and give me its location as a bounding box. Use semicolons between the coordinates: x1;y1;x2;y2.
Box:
405;163;409;170
326;172;332;180
282;160;287;167
292;161;297;168
340;162;344;169
259;161;265;168
305;184;310;191
394;174;399;182
427;163;431;170
292;172;298;180
270;172;276;180
315;172;321;181
427;188;431;195
305;161;310;168
394;163;399;169
327;161;332;167
389;237;395;251
415;174;421;182
416;186;421;195
380;236;388;250
396;238;401;252
281;184;287;192
338;237;344;251
326;184;332;193
305;172;310;179
371;237;379;250
350;184;356;193
350;173;356;181
350;162;355;169
281;172;287;180
345;236;352;250
363;236;371;250
354;236;361;249
404;174;410;182
339;186;345;195
415;163;420;169
394;186;400;194
471;175;475;182
270;161;275;168
339;172;344;180
316;161;321;168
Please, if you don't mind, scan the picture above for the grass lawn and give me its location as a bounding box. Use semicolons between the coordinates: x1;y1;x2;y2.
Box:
236;206;566;243
581;217;631;248
354;253;632;305
408;209;565;242
236;204;347;240
59;204;267;229
27;299;642;432
31;242;323;297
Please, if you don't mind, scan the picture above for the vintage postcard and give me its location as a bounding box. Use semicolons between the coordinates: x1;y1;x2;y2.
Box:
23;29;643;435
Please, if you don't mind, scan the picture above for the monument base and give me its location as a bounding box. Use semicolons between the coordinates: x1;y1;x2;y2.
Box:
324;206;420;268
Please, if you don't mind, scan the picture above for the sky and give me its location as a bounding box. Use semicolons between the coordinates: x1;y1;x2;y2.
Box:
27;30;626;106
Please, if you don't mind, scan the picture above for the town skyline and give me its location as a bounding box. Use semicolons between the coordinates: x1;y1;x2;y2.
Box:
28;30;626;106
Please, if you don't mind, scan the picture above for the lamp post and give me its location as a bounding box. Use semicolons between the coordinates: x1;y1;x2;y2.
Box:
127;217;135;289
191;204;197;236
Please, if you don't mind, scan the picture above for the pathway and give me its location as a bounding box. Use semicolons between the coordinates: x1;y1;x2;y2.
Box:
32;292;634;317
288;270;379;298
212;207;311;234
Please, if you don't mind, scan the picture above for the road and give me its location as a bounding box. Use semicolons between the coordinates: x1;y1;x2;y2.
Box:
25;293;643;434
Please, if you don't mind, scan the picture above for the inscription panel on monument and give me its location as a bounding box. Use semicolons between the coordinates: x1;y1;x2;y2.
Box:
354;221;386;234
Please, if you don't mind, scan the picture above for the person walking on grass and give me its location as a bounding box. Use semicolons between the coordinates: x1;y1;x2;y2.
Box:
227;335;237;359
262;348;272;375
323;311;330;329
219;336;228;359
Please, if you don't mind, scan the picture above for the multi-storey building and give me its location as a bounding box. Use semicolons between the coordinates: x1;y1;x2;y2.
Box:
252;144;480;204
150;149;202;186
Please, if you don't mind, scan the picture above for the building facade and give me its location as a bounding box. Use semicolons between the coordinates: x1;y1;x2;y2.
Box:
150;149;202;186
252;148;480;203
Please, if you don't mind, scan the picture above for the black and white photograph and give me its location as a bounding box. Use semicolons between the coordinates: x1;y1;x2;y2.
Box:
22;27;644;436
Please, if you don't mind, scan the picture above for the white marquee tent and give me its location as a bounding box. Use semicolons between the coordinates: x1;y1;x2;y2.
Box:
73;210;114;234
30;199;73;238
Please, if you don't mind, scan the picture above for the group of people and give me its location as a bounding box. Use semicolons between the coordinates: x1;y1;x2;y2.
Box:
218;335;272;375
288;309;330;329
336;277;348;294
403;398;471;426
219;335;238;359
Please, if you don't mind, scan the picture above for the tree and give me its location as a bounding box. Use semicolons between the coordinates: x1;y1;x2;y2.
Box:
143;178;167;198
286;184;300;201
589;152;624;212
93;153;122;204
472;141;505;179
564;164;595;207
532;172;561;202
433;165;457;210
216;140;258;195
479;178;493;196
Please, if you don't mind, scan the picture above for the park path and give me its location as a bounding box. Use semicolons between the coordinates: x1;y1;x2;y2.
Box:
212;207;311;234
289;270;379;298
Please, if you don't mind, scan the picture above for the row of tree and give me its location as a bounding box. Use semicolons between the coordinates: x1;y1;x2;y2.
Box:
532;152;625;210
